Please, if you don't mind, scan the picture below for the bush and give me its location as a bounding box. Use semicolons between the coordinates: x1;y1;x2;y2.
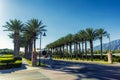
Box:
14;56;22;61
113;55;120;62
0;55;22;69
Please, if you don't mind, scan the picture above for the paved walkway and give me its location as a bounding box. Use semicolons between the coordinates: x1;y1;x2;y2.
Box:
0;59;77;80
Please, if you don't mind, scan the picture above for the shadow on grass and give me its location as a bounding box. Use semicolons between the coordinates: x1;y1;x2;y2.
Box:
0;63;27;74
40;59;120;80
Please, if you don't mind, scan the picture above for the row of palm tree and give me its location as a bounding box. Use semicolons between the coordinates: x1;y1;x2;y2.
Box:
3;19;46;59
46;28;108;61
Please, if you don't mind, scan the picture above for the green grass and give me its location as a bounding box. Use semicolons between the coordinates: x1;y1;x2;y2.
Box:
23;58;47;67
53;58;111;65
23;58;32;66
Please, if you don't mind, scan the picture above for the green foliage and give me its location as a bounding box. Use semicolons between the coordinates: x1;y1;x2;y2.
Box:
19;52;25;56
52;53;120;62
0;54;22;69
94;50;101;54
112;50;120;53
0;49;14;54
113;55;120;62
23;58;32;66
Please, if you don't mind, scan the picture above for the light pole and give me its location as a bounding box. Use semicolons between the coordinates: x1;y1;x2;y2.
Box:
39;32;46;66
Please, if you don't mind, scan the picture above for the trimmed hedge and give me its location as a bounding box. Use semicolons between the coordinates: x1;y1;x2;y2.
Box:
53;53;120;62
0;55;22;69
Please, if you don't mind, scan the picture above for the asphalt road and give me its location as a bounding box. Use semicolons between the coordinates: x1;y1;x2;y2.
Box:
41;59;120;80
0;59;120;80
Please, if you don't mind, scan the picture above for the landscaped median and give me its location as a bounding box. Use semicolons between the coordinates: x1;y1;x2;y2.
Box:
0;54;22;69
23;57;47;67
53;58;113;65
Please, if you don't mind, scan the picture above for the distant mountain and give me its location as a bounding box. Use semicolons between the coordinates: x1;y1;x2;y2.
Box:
94;39;120;51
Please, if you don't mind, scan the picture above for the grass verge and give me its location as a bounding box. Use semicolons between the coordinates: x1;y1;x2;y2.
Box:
23;58;47;67
53;58;111;65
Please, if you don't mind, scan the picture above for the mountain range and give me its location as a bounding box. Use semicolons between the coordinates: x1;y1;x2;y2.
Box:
94;39;120;51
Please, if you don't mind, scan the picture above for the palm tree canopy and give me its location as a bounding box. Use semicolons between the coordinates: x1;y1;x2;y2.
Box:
26;19;46;37
79;30;87;41
3;19;24;33
73;33;79;43
96;28;107;39
86;28;97;40
65;34;73;44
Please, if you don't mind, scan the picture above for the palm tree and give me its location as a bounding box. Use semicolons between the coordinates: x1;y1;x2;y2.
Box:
73;33;79;60
86;28;97;61
96;28;107;59
79;30;88;60
79;30;85;59
26;19;46;52
66;34;73;59
22;30;32;59
59;37;66;58
3;19;24;57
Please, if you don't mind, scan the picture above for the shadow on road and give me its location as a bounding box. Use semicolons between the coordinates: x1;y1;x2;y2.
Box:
40;59;120;80
0;63;27;74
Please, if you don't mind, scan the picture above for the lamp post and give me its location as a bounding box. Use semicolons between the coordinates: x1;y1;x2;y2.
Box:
39;32;46;66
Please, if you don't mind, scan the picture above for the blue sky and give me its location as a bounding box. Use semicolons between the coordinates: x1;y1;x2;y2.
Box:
0;0;120;50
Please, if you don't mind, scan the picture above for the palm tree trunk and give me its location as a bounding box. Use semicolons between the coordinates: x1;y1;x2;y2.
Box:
14;33;19;57
62;45;64;59
24;45;29;58
66;44;69;59
100;37;103;59
82;40;84;60
90;40;93;61
34;38;36;52
85;40;87;60
78;42;81;58
74;42;76;59
70;44;72;59
29;40;33;60
75;43;78;60
60;46;62;58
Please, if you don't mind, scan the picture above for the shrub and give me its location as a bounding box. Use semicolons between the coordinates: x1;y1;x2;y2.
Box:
0;55;22;69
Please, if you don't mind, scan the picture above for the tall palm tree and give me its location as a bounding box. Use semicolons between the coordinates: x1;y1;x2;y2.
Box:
96;28;107;59
79;30;85;59
73;33;79;60
3;19;24;57
26;19;46;52
66;34;73;59
22;30;32;59
86;28;97;61
79;30;88;60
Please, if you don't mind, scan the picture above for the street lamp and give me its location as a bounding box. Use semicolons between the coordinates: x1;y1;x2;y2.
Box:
39;32;46;66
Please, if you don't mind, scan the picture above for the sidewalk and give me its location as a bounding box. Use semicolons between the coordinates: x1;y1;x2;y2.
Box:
0;59;77;80
23;59;77;80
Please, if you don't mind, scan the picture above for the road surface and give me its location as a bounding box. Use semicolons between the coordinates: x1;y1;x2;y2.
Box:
41;59;120;80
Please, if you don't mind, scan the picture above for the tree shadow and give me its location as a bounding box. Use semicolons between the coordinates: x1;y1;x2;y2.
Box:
0;63;27;74
40;59;120;80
